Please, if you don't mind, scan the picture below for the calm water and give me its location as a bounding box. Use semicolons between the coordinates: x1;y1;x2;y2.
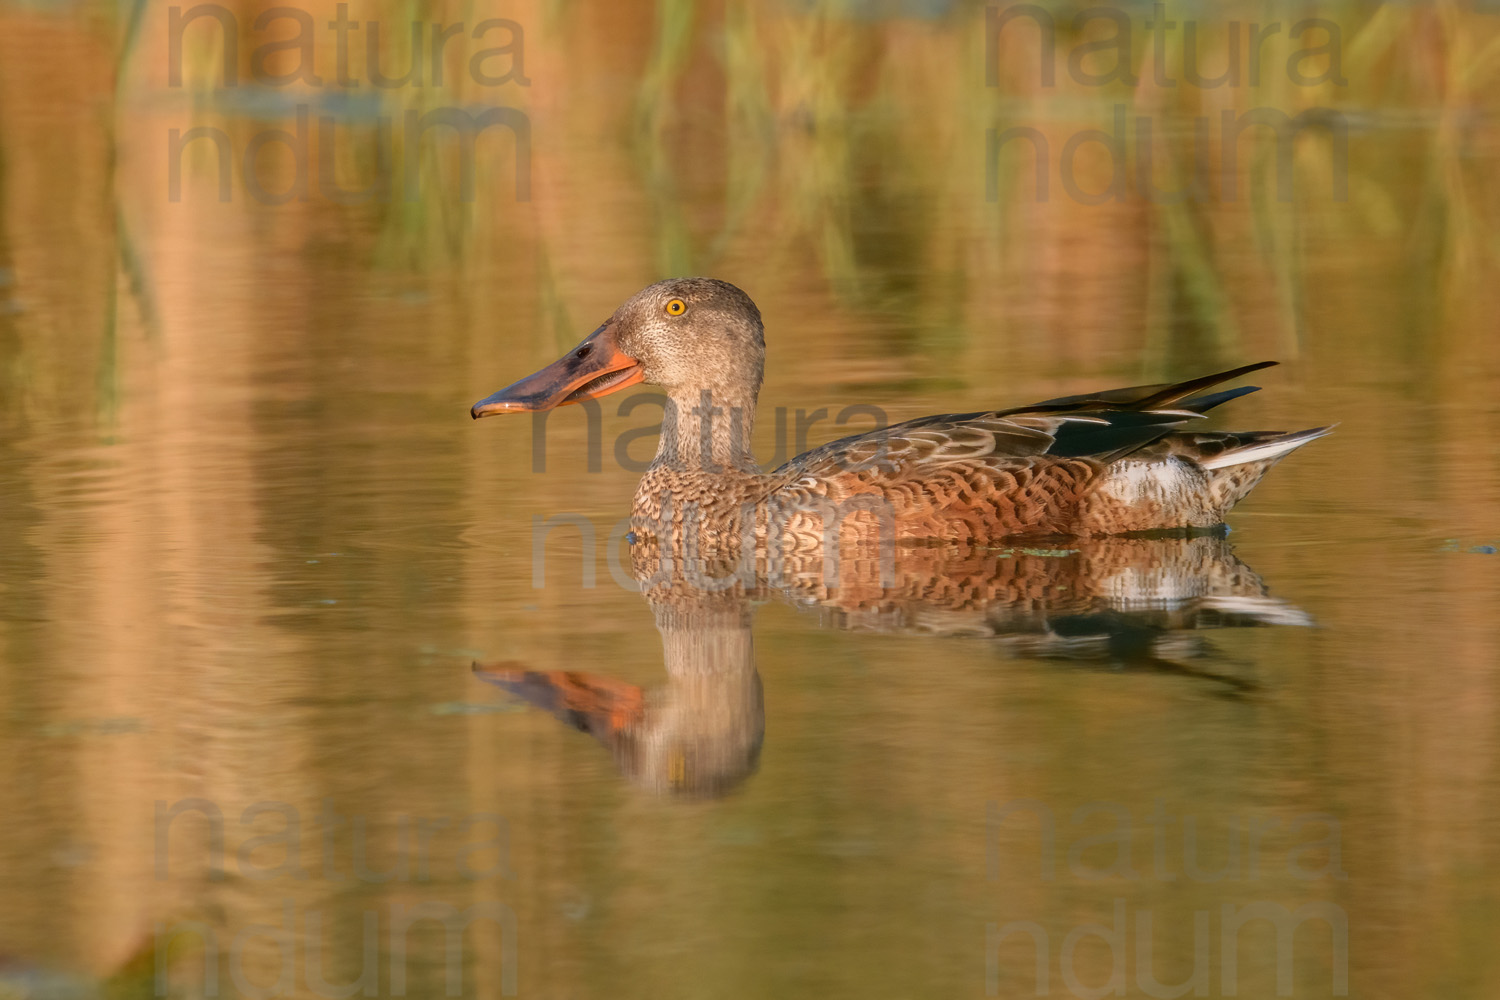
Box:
2;1;1499;998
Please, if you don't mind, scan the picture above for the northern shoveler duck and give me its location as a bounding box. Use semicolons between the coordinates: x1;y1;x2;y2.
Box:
471;278;1330;543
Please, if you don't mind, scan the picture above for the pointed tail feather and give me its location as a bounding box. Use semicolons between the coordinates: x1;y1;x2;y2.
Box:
1022;362;1279;414
1132;362;1279;410
1178;384;1263;413
1197;425;1335;471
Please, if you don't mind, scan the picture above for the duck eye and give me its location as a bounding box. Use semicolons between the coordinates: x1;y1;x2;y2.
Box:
665;298;687;316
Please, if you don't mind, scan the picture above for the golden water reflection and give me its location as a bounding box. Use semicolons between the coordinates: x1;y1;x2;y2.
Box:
1;0;1498;997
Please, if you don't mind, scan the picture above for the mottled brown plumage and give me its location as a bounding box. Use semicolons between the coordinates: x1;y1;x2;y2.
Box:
472;278;1331;550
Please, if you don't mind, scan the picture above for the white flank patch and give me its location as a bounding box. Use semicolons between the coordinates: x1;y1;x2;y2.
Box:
1098;460;1192;504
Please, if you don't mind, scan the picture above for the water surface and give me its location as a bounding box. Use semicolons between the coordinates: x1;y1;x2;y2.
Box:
1;2;1499;998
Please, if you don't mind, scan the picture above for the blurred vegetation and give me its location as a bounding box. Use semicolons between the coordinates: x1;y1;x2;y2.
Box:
0;0;1494;426
0;3;1498;999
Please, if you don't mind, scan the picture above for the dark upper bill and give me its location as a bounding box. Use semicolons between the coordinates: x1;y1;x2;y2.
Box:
470;321;644;418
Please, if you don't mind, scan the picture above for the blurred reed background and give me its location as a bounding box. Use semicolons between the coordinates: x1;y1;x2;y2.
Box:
1;1;1498;998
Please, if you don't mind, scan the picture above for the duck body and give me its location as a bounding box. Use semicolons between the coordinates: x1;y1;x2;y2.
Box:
631;386;1329;544
473;278;1330;545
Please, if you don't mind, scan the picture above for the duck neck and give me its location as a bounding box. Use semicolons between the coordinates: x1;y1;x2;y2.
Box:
656;387;760;475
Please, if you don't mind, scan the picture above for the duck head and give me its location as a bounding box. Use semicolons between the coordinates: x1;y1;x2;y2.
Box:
470;277;766;418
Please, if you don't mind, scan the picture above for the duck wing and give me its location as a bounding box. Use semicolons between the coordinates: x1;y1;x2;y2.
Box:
777;362;1277;481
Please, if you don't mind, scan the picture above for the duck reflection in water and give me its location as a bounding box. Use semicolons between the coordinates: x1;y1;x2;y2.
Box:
473;535;1311;799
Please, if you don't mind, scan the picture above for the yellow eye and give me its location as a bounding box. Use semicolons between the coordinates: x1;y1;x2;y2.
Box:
665;298;687;316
